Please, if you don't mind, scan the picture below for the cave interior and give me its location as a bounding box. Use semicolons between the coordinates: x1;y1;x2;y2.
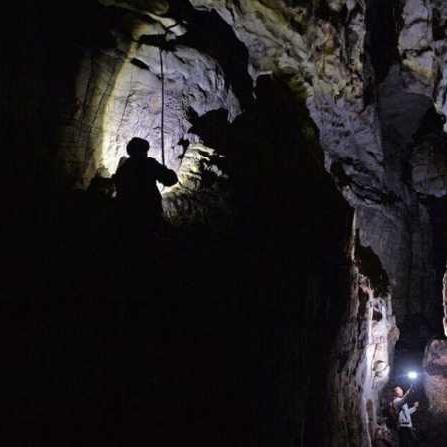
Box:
2;0;447;446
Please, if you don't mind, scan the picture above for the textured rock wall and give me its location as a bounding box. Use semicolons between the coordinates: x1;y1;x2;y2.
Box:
98;45;240;174
174;3;447;443
423;339;447;415
45;0;445;341
306;0;444;332
433;0;447;127
421;338;447;446
5;0;447;444
162;143;231;226
59;0;249;188
329;222;399;447
59;49;127;186
2;54;360;445
174;0;447;336
7;1;447;332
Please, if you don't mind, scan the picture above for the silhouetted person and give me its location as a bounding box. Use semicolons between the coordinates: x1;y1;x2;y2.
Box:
113;137;178;232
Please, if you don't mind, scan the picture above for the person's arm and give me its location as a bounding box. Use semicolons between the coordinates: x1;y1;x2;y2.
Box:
393;397;404;412
398;387;413;406
409;402;419;414
393;390;412;411
152;159;178;187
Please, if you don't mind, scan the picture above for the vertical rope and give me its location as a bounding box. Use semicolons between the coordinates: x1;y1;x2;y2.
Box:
159;47;166;166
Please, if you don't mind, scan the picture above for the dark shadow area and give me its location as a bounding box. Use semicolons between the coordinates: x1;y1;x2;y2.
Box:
169;2;254;110
356;236;390;297
425;195;447;331
1;0;125;284
1;6;353;447
187;108;230;149
393;105;447;359
365;0;401;84
169;74;353;445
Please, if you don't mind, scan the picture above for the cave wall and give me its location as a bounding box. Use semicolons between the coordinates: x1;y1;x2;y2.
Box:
3;0;447;445
329;230;399;447
171;0;447;341
145;0;447;443
1;31;365;445
421;338;447;446
5;0;447;333
0;3;389;440
17;0;446;344
55;1;252;187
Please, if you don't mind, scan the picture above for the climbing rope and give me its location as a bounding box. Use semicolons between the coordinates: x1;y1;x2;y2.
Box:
159;46;166;167
157;22;183;168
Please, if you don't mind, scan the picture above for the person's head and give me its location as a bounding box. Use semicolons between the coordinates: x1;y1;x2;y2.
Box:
127;137;150;158
393;386;404;397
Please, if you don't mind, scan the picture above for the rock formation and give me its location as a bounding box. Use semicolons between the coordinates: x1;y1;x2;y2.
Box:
329;224;399;447
421;338;447;446
3;0;447;445
46;0;447;334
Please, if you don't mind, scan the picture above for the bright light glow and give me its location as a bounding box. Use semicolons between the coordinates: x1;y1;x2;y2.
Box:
407;371;418;380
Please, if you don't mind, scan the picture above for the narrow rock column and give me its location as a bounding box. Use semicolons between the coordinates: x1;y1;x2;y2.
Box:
329;213;399;447
422;338;447;446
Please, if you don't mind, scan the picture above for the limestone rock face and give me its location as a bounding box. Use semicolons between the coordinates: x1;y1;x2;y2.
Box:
329;228;399;447
8;1;447;446
180;0;447;333
424;339;447;414
58;49;127;187
190;0;310;77
411;136;447;197
33;1;447;329
43;0;447;442
399;0;436;95
433;0;447;127
57;0;250;189
53;0;445;336
421;339;447;446
162;143;230;226
99;44;240;176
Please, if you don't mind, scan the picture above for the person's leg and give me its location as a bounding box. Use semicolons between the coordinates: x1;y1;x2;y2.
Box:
406;427;418;447
398;428;404;446
398;428;412;447
410;428;419;447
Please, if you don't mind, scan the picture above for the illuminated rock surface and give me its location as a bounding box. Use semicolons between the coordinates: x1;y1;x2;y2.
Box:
46;0;447;331
162;143;230;225
329;235;399;447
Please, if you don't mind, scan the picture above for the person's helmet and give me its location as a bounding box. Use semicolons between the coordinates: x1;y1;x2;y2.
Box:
127;137;150;157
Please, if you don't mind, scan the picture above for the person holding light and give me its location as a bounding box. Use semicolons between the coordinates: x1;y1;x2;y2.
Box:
392;384;420;447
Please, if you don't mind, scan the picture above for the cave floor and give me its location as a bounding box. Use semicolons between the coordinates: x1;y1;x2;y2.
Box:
0;195;319;446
